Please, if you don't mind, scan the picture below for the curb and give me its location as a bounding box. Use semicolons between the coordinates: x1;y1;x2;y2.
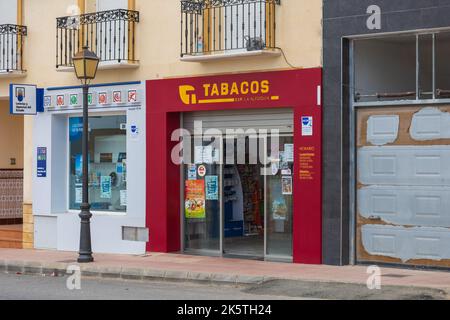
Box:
0;259;269;286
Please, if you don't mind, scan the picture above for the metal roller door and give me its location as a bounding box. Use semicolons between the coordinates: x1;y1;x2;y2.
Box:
356;106;450;268
183;108;294;134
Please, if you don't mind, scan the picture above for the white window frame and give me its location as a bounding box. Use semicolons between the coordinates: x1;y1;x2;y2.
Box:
66;111;128;217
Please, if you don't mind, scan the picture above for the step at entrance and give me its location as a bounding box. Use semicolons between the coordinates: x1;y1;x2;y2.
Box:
0;225;23;249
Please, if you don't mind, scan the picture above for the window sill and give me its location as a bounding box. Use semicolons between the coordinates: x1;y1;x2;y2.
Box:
67;210;127;217
56;60;139;72
34;211;127;217
180;48;281;62
0;70;26;78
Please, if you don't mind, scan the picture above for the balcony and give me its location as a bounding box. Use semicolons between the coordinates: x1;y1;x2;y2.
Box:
180;0;281;62
0;24;27;77
56;9;139;71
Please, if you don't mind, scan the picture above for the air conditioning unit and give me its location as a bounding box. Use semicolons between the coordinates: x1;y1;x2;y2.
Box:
245;36;265;51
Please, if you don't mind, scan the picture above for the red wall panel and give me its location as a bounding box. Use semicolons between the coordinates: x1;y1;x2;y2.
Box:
146;68;322;264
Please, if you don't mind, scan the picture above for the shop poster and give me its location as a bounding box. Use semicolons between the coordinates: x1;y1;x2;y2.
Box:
205;176;219;201
120;190;127;207
185;180;206;219
194;146;204;164
284;144;294;162
188;165;197;180
280;151;291;175
282;176;293;195
100;176;112;199
75;185;82;204
202;146;213;164
272;199;288;221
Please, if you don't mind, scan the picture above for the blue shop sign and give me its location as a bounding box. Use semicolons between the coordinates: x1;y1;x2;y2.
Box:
37;147;47;178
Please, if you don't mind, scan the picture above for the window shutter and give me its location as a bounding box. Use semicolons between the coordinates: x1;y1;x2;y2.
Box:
0;0;18;25
96;0;128;11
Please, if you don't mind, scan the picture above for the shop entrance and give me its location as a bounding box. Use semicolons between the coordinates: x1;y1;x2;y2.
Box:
0;99;24;249
182;109;294;261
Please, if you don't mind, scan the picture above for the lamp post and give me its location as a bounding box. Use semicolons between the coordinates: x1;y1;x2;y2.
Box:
72;46;100;263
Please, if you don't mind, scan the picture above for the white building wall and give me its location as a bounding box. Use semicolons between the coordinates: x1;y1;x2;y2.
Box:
33;82;146;255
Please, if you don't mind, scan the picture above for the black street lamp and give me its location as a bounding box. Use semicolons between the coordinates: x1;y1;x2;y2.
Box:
72;46;100;263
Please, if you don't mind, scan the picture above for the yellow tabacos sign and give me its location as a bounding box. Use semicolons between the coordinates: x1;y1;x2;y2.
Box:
179;80;279;105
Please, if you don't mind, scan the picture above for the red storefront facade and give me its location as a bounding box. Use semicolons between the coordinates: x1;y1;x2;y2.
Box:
146;68;322;264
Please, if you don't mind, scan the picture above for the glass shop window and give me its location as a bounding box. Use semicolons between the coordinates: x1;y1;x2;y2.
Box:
435;32;450;98
69;115;127;213
353;34;417;102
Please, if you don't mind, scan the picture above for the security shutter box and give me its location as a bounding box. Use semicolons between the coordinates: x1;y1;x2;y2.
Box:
183;108;294;134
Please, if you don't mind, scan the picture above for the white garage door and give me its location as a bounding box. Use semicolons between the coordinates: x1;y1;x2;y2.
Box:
356;106;450;268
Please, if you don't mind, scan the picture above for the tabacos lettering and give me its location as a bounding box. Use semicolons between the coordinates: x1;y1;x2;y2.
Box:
179;80;276;105
203;80;270;97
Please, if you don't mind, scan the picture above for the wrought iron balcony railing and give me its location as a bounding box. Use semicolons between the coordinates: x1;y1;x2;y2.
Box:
0;24;27;73
181;0;280;57
56;9;139;69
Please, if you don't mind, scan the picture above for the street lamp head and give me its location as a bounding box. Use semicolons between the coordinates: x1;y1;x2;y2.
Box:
73;46;100;82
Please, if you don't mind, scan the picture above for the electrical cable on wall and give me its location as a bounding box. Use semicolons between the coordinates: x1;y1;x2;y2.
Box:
275;47;297;69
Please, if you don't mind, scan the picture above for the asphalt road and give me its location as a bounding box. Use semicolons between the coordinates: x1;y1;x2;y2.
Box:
0;273;294;300
0;272;447;300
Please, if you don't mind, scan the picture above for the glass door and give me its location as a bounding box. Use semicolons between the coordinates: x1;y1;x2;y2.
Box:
183;135;222;255
222;135;265;259
182;133;294;260
265;135;294;260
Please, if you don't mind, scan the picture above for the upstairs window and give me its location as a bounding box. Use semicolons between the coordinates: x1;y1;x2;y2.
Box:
180;0;280;57
0;0;26;74
0;0;18;25
95;0;128;11
56;0;139;69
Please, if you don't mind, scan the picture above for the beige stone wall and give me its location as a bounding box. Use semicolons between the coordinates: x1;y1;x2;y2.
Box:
0;0;323;248
22;203;33;249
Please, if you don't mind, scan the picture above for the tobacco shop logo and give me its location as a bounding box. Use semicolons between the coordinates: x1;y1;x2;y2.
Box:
179;80;278;106
179;85;198;105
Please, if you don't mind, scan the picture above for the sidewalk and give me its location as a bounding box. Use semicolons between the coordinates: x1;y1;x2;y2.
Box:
1;248;450;290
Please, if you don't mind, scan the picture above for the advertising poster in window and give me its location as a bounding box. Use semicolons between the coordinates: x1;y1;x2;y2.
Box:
75;185;82;204
69;117;83;142
120;190;127;207
205;176;219;201
282;176;293;195
188;164;197;180
101;176;112;199
284;144;294;163
272;199;288;221
185;180;206;219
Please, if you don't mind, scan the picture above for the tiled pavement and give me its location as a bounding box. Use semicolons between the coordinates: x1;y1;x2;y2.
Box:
0;248;449;289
